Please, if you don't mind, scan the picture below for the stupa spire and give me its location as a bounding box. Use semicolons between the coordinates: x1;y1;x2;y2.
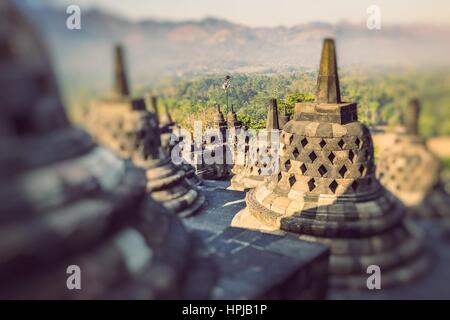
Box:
266;98;280;130
404;98;420;135
113;44;130;97
316;38;341;104
149;95;160;124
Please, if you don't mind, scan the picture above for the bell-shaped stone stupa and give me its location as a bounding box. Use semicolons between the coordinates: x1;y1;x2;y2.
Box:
0;1;215;299
229;98;280;191
377;99;449;219
85;46;206;217
232;39;430;289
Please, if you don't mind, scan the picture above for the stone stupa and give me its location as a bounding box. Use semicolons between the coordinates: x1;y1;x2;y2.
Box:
196;104;232;180
85;46;205;217
229;98;280;191
159;101;203;187
377;99;450;219
0;0;216;299
149;96;174;152
232;39;430;289
227;104;246;175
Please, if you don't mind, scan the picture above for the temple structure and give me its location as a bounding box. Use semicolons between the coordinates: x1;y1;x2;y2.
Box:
229;99;280;191
376;99;450;219
0;1;216;299
148;96;175;153
227;104;246;175
232;39;430;289
196;104;232;180
85;46;205;217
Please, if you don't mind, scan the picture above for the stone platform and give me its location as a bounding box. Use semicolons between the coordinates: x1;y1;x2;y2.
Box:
184;180;330;299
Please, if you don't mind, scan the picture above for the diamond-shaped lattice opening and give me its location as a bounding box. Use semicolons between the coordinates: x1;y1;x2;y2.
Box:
284;159;291;171
338;139;345;149
318;164;327;177
307;178;316;191
329;180;338;193
328;152;336;164
319;139;326;148
355;137;361;148
289;135;294;145
245;136;250;144
289;175;296;187
292;147;300;158
257;168;262;175
308;151;317;162
211;150;216;157
301;138;308;147
278;172;283;182
351;181;358;191
300;163;307;174
339;165;348;178
349;150;355;163
263;162;268;168
359;165;365;176
211;137;216;143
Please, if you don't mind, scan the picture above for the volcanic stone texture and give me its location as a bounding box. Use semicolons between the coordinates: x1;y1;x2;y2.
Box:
0;1;215;299
185;184;329;299
86;98;206;217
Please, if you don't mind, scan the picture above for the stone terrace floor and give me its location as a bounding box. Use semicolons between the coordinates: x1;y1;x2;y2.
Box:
187;180;450;299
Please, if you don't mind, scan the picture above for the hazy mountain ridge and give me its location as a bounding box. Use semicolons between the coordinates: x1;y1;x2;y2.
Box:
36;6;450;91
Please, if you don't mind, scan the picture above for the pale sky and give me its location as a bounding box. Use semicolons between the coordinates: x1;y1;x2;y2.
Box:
44;0;450;27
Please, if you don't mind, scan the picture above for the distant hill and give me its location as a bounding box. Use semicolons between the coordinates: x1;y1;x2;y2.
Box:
33;5;450;91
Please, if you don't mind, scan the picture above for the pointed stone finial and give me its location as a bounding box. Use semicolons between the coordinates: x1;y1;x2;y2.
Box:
266;98;280;130
404;99;421;135
316;38;341;104
113;44;130;97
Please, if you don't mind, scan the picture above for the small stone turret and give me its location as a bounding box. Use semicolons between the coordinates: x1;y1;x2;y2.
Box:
85;46;205;217
197;104;231;180
377;99;449;218
229;99;280;191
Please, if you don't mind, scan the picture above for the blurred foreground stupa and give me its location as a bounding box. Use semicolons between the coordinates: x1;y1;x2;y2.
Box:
232;39;430;289
376;99;450;219
85;46;205;217
229;99;280;191
0;1;215;298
